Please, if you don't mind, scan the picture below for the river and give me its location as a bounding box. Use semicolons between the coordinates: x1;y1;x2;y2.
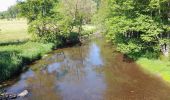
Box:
2;38;170;100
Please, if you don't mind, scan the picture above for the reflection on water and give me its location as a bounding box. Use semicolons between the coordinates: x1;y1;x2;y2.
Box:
6;70;34;94
3;39;170;100
47;62;61;73
88;43;103;66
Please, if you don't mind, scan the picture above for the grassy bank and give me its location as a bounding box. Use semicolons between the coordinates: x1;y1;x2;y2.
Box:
0;42;53;81
0;19;54;82
137;57;170;82
0;19;94;82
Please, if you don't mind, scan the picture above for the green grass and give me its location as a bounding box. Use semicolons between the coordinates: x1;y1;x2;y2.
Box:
0;19;54;82
0;41;54;82
82;25;96;31
137;57;170;82
0;19;29;43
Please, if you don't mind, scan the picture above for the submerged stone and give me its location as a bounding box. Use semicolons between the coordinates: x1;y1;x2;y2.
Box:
18;90;28;97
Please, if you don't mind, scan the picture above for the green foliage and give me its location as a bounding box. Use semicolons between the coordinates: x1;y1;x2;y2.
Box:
0;19;54;82
28;17;64;45
57;0;97;34
0;42;53;81
81;25;96;37
92;0;110;33
98;0;170;59
0;5;19;19
0;0;98;82
17;0;58;22
17;0;64;44
18;0;97;44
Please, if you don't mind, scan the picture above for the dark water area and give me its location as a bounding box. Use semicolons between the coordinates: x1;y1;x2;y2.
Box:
2;38;170;100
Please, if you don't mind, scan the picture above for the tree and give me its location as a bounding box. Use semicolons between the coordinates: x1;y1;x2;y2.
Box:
17;0;97;45
58;0;97;35
0;4;19;19
97;0;170;59
17;0;66;45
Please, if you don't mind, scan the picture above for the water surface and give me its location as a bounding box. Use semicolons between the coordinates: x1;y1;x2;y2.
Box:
3;39;170;100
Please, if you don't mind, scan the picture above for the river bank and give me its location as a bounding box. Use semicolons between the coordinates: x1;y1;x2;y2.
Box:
0;19;95;83
137;56;170;83
1;38;170;100
0;41;54;82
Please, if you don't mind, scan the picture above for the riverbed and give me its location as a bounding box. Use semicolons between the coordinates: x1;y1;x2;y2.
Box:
2;38;170;100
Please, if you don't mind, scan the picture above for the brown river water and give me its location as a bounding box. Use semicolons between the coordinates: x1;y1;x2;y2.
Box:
2;38;170;100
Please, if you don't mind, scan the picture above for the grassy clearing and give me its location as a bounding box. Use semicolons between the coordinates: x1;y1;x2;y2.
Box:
0;19;54;82
0;19;29;43
137;57;170;82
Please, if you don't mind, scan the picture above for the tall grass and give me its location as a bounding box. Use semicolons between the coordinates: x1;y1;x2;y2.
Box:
0;42;54;81
0;19;54;82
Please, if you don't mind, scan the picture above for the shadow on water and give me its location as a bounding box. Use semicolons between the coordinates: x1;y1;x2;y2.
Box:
2;38;170;100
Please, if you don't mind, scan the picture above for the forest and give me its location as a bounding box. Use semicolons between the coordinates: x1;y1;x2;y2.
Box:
97;0;170;59
0;0;170;99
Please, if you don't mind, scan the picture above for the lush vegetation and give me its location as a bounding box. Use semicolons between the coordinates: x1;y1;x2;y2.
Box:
17;0;97;45
95;0;170;82
0;5;19;19
96;0;170;59
0;19;54;81
0;41;53;81
0;0;97;82
0;0;170;83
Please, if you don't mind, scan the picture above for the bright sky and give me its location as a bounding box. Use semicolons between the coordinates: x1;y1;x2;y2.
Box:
0;0;17;12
